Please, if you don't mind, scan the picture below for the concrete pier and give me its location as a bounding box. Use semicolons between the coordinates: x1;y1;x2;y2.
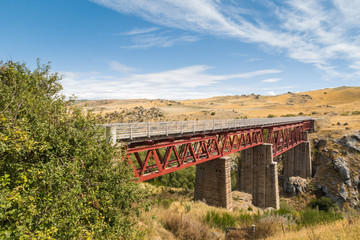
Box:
238;144;279;209
194;141;311;210
284;141;311;179
194;157;233;210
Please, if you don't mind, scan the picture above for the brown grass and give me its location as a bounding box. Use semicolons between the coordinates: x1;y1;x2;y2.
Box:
162;210;216;240
267;215;360;240
225;216;281;240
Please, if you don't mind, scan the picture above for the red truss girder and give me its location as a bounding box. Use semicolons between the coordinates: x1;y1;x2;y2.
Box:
124;121;311;181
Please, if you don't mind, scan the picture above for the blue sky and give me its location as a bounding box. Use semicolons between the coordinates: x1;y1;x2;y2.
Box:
1;0;359;99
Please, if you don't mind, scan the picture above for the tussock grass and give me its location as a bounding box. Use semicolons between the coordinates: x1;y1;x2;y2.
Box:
162;210;215;240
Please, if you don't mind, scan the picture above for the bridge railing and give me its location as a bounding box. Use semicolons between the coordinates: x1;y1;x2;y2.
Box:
104;117;313;141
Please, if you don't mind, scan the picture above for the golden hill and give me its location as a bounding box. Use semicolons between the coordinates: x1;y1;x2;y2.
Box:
77;86;360;136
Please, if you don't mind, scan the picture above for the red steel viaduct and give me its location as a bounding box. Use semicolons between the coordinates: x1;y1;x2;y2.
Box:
105;117;314;210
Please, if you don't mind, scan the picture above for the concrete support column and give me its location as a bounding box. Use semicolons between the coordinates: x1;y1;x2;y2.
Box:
194;157;232;210
284;141;312;178
238;144;279;209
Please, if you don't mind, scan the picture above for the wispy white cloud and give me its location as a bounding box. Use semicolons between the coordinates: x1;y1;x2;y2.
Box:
91;0;360;80
125;33;200;49
245;58;262;62
262;78;281;83
108;61;136;73
60;65;281;99
120;27;159;35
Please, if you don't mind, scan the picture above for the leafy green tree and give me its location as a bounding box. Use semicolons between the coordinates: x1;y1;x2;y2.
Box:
0;60;147;239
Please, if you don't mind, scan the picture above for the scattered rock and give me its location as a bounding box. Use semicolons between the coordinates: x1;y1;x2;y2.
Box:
354;133;360;141
232;191;252;203
101;106;165;123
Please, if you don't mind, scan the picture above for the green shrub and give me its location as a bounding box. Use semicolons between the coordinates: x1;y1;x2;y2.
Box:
158;199;173;209
281;114;296;117
184;203;191;213
149;166;195;189
273;200;295;216
238;212;259;224
204;211;237;230
352;110;360;115
0;60;147;239
299;208;343;227
267;114;276;118
307;196;338;212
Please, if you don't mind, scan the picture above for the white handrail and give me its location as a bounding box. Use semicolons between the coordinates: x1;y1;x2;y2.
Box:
103;117;313;141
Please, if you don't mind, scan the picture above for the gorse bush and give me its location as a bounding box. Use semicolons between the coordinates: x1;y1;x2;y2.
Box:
0;60;147;239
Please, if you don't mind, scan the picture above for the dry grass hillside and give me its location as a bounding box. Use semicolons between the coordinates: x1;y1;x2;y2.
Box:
77;86;360;136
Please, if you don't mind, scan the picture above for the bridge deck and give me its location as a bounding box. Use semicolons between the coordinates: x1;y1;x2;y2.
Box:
104;117;313;141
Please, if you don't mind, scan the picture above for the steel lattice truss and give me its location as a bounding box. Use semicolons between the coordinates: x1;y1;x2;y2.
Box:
124;120;312;181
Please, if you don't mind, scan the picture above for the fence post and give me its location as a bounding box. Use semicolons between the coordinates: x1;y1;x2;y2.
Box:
252;225;256;236
166;122;169;136
106;126;117;145
147;122;150;138
193;121;195;133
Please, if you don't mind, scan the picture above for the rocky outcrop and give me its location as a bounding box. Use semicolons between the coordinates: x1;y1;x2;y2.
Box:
312;132;360;209
284;177;307;196
333;157;351;186
336;133;360;152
